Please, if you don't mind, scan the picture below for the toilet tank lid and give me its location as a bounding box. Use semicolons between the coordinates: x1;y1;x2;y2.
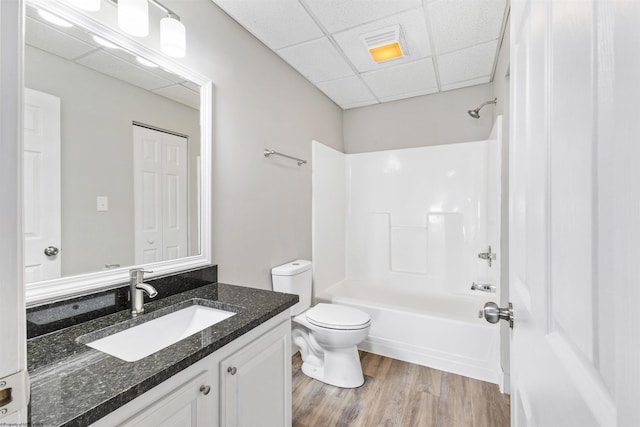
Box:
271;259;312;276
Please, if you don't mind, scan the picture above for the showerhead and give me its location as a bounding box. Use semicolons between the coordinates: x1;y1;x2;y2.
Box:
467;98;497;119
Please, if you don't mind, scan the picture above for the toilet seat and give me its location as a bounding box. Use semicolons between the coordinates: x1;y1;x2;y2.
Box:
305;303;370;330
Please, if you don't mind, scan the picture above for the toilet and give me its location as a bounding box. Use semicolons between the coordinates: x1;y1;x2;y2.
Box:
271;260;371;388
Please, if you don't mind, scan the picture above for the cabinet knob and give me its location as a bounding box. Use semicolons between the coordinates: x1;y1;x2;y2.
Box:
199;385;211;395
227;366;237;375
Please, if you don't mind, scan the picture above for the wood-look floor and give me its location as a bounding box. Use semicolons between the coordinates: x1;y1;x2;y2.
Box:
292;351;510;427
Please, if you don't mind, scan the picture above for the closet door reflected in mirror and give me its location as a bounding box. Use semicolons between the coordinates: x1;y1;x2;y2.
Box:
133;124;189;264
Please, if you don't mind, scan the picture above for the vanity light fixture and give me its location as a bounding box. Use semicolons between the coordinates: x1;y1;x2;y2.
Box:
118;0;149;37
37;9;74;27
362;25;405;63
115;0;186;58
160;14;186;58
64;0;187;58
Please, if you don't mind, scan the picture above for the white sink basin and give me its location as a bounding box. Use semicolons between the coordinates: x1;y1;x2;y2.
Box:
85;305;236;362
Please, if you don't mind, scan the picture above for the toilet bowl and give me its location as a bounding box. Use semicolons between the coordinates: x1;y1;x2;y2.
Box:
271;260;371;388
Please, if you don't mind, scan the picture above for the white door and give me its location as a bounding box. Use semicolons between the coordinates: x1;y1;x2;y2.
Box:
133;125;188;264
23;88;61;283
505;0;639;425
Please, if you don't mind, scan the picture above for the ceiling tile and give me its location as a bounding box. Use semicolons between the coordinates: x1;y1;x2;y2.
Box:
76;50;174;91
213;0;324;50
153;84;200;110
333;8;432;73
302;0;421;33
182;81;201;92
276;37;355;83
361;58;438;101
440;76;491;92
316;76;377;108
25;17;96;60
437;40;497;86
427;0;506;54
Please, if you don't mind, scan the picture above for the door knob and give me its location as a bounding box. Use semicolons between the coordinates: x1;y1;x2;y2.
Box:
227;366;237;375
44;246;59;256
479;302;513;328
199;385;211;395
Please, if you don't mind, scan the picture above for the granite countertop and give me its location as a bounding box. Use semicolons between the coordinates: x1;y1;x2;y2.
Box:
27;283;298;427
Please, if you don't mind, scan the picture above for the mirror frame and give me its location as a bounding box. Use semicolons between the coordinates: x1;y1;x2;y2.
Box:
25;0;212;307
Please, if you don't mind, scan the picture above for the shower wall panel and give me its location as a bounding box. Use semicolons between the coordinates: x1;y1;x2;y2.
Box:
346;139;500;295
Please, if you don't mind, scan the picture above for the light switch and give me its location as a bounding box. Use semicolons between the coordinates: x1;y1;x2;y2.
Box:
97;196;109;212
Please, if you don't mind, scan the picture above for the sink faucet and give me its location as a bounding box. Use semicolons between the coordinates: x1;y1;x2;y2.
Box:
130;268;158;317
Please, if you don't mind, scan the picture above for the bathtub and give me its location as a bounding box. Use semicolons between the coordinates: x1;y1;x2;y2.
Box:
316;280;501;384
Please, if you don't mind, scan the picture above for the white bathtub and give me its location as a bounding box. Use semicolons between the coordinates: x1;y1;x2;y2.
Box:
316;280;501;384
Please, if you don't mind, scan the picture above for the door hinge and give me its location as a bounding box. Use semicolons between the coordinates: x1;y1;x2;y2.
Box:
0;370;30;418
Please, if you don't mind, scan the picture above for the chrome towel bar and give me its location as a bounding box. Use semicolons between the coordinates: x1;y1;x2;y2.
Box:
264;149;307;166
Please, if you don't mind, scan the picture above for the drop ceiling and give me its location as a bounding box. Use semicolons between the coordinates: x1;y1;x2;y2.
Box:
211;0;508;109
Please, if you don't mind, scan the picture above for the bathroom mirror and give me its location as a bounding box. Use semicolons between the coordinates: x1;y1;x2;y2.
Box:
24;0;212;305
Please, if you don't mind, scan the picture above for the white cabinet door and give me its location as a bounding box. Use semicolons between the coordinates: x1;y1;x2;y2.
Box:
220;321;291;427
121;371;213;427
92;368;216;427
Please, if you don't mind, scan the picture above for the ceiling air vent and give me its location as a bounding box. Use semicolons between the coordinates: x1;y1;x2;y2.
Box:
361;25;406;63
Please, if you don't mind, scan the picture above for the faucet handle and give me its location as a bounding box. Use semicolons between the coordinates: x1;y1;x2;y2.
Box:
129;268;154;278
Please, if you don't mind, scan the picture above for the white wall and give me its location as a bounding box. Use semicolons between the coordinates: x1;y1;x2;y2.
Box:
343;83;495;153
67;0;344;289
24;46;200;277
311;141;346;298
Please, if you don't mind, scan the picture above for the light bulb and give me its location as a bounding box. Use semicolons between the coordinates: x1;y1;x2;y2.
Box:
160;16;186;58
118;0;148;37
66;0;101;12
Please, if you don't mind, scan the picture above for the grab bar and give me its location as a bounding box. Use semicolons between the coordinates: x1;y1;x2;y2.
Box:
264;149;307;166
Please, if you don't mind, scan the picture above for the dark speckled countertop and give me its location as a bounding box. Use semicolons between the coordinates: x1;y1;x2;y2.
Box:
27;283;298;427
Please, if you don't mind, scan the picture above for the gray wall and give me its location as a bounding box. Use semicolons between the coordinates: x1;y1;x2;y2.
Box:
25;46;200;277
170;1;344;288
343;83;495;153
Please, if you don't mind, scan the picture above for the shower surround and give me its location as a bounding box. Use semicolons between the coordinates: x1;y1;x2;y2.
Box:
312;117;502;383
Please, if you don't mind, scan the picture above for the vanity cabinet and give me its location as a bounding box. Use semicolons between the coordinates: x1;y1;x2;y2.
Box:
91;312;291;427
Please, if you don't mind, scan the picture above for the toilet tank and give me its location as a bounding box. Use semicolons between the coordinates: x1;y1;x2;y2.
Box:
271;260;312;316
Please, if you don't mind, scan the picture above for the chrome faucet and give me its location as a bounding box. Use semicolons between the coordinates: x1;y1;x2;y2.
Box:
129;268;158;317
